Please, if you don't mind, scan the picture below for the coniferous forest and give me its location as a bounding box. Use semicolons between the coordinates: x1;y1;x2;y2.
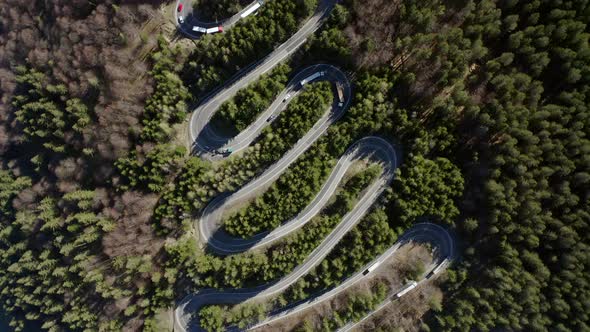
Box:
0;0;588;331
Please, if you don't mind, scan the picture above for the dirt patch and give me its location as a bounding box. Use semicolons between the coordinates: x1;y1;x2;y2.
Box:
356;279;443;332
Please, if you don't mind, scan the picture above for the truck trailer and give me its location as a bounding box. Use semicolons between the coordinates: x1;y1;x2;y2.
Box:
336;82;344;107
396;281;418;298
300;71;325;86
240;1;262;18
363;261;381;275
192;26;207;33
429;259;448;277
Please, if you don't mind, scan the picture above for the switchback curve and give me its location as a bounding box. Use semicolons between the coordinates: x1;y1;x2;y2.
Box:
175;0;259;38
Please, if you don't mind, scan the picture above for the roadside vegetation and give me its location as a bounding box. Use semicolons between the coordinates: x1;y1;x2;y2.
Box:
166;162;381;290
193;0;252;21
183;0;318;97
186;165;382;331
290;243;436;331
222;140;336;238
154;81;333;229
0;0;588;331
211;63;292;136
139;38;190;144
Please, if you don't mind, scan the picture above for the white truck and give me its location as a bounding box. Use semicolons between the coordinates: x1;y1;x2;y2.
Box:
396;281;418;298
429;259;448;277
336;82;344;107
240;1;262;18
206;26;224;34
192;26;207;33
363;261;381;275
300;71;325;86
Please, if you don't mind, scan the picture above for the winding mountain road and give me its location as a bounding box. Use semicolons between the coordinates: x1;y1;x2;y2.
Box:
176;136;403;332
173;1;457;331
175;0;261;39
200;136;393;255
190;64;350;160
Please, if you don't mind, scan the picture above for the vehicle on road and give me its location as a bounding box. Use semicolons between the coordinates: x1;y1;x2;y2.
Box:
267;114;277;122
283;93;291;102
428;259;448;278
363;261;381;275
192;26;207;33
396;281;418;298
177;3;183;12
178;16;184;24
240;1;263;18
300;71;325;86
216;148;233;155
206;26;224;34
336;82;344;107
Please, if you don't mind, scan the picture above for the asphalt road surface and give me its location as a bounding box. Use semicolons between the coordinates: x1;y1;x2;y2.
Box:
173;1;457;331
183;0;337;160
190;64;350;160
250;222;456;331
175;0;260;38
200;136;392;255
176;135;400;331
176;221;455;332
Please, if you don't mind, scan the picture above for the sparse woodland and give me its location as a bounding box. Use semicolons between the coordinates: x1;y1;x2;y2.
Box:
0;1;177;330
0;0;588;331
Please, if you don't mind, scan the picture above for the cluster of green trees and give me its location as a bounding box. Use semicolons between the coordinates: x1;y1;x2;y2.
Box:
223;141;335;237
165;163;381;291
0;167;180;331
183;0;317;96
12;67;92;153
284;208;396;302
115;144;186;193
193;0;250;21
211;63;291;135
301;4;352;67
140;37;189;143
155;82;333;227
0;177;116;330
428;1;590;331
0;171;31;217
115;38;190;194
389;155;464;227
199;302;266;331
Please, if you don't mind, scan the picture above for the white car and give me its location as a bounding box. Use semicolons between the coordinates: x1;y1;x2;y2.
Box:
178;16;184;24
283;93;291;102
